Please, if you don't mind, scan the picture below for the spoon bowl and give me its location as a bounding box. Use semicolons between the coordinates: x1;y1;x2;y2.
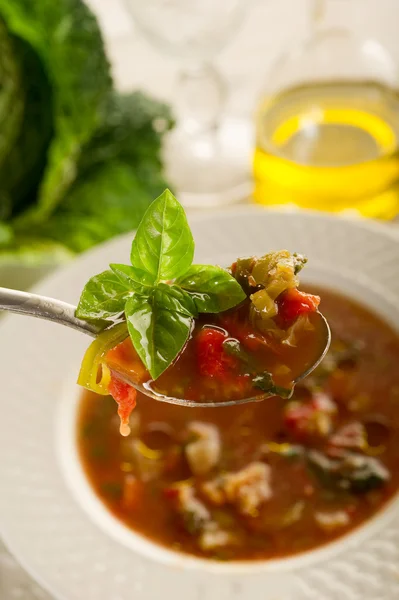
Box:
111;311;331;407
0;286;331;407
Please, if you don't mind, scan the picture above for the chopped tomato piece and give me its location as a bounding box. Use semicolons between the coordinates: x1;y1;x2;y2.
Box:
108;376;137;437
277;289;320;324
219;315;278;353
196;327;238;378
283;392;337;441
163;486;180;501
327;422;366;454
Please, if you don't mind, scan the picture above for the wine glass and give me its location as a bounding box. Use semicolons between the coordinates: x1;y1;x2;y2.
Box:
123;0;252;207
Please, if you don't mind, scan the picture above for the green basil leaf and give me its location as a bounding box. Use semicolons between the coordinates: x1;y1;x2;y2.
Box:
155;283;198;317
130;189;194;284
110;263;154;294
176;264;246;313
76;269;132;320
125;293;193;379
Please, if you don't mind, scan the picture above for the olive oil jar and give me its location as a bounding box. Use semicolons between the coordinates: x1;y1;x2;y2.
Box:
253;0;399;219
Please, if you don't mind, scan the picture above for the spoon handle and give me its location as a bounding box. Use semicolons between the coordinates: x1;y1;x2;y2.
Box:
0;287;100;337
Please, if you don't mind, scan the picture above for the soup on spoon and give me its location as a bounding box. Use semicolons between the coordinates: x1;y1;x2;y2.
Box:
76;190;328;435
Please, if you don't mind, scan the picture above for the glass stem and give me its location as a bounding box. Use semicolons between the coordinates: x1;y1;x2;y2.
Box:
175;62;226;136
311;0;326;28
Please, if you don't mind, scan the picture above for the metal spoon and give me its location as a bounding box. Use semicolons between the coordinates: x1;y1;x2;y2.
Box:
0;286;331;407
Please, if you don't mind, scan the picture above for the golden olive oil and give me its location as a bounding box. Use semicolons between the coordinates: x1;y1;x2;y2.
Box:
253;81;399;219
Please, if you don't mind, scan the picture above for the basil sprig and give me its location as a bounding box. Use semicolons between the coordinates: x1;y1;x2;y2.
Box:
76;189;246;379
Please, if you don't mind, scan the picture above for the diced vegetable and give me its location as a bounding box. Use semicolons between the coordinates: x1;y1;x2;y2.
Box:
281;501;305;527
328;422;366;454
196;327;238;378
199;523;238;551
77;322;128;395
202;462;272;517
250;251;301;295
252;372;292;398
185;421;221;476
231;252;309;331
230;256;256;293
261;442;303;459
250;289;277;319
277;289;320;325
314;510;350;532
283;392;337;441
307;450;390;493
219;316;277;353
164;481;211;534
108;376;137;436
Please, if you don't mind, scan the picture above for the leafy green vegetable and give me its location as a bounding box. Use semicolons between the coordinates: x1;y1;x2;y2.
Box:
0;0;111;221
130;189;194;284
293;253;308;275
0;0;173;269
125;293;193;380
76;190;246;379
252;372;292;399
223;338;250;363
0;223;13;246
177;264;246;313
34;161;165;253
0;20;24;172
0;32;53;214
307;450;390;493
77;92;172;180
76;270;134;322
224;340;292;398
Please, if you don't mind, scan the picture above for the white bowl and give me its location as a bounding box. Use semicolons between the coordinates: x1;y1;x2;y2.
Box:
1;208;399;600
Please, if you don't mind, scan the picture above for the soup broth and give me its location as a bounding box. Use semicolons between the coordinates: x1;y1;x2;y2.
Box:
78;288;399;561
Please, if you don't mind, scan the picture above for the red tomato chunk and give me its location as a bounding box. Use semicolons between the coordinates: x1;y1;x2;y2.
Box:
196;327;238;378
108;376;137;436
277;289;320;324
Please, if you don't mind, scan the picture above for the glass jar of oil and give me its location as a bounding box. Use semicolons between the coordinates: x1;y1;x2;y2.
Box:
253;0;399;219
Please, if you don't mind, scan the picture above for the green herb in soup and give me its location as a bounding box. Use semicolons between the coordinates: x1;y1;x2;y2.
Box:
78;288;399;561
76;190;323;434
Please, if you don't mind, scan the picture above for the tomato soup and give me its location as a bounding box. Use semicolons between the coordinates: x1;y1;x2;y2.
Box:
78;288;399;561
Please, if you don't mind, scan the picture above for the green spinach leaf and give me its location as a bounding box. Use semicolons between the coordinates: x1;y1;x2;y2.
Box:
130;189;194;284
76;270;132;321
177;264;246;313
125;292;193;379
252;372;292;399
